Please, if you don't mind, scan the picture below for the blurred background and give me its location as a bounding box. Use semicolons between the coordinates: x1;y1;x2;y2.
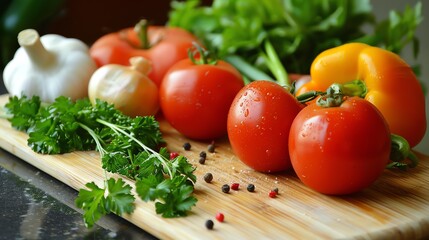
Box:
0;0;427;153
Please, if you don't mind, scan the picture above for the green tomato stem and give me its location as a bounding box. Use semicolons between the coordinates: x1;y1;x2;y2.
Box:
188;42;217;65
387;134;419;170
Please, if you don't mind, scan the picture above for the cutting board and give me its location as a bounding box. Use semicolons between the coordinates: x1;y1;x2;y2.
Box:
0;94;428;240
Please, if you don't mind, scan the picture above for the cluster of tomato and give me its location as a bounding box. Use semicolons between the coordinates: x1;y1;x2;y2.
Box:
89;22;426;196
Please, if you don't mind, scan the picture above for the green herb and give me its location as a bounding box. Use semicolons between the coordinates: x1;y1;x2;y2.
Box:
168;0;422;84
4;95;197;227
75;178;135;228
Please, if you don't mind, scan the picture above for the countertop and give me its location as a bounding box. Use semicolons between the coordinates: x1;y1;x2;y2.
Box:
0;148;157;240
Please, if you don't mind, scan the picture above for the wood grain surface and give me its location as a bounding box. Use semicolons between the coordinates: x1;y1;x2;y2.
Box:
0;94;428;240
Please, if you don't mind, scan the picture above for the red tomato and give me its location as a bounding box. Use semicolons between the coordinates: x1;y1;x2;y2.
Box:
160;59;244;140
289;97;391;195
227;81;303;173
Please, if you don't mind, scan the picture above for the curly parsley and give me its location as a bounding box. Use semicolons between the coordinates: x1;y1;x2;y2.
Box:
4;95;197;228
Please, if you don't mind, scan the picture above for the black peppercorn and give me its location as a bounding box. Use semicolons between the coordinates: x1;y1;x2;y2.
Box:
207;143;215;153
247;184;255;192
198;157;206;164
203;173;213;183
205;219;214;230
273;187;279;194
199;151;207;158
183;142;191;150
221;184;230;193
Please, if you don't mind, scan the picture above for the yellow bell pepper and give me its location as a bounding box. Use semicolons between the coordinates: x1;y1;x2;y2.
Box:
297;42;426;147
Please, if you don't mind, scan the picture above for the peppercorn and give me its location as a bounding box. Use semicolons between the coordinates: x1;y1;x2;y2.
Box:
273;187;279;194
231;183;239;191
205;219;214;230
198;157;206;165
269;190;277;198
215;212;225;222
183;142;191;150
203;173;213;183
169;152;179;160
221;184;230;193
199;151;207;158
247;184;255;192
207;143;215;153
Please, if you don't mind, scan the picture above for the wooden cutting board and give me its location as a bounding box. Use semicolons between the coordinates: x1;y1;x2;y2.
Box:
0;94;428;240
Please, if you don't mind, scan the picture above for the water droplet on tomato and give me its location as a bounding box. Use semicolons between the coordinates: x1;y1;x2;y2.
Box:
244;109;249;117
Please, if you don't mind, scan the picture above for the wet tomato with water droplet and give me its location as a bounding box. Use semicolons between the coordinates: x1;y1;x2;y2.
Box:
227;81;303;172
160;59;244;140
289;97;391;195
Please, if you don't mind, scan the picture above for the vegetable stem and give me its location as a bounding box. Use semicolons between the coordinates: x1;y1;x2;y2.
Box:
18;29;55;68
224;55;274;82
388;134;419;170
260;40;291;90
96;119;174;178
134;19;150;49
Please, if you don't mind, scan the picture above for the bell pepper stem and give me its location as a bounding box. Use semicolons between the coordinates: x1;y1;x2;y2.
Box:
18;29;54;68
387;134;419;170
341;80;367;98
134;19;150;49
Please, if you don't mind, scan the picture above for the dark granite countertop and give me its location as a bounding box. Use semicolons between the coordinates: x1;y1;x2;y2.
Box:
0;148;158;240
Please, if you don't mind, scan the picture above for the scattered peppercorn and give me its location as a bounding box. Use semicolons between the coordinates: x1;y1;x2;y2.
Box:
207;143;215;153
183;142;191;150
198;157;206;164
273;187;279;194
221;184;230;193
203;173;213;183
199;151;207;158
231;183;240;191
205;219;214;230
247;184;255;192
169;152;179;160
269;190;277;198
215;212;225;222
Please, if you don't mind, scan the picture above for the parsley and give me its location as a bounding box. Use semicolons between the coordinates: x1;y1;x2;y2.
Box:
75;178;135;228
4;95;197;227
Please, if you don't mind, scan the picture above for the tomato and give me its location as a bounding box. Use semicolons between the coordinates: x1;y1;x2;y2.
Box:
227;80;303;173
90;20;198;87
288;97;391;195
160;57;244;140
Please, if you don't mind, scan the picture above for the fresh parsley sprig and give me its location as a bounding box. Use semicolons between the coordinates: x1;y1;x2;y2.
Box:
3;95;197;228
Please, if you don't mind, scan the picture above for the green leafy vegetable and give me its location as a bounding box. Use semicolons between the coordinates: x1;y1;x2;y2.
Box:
4;95;197;227
75;178;135;228
168;0;422;83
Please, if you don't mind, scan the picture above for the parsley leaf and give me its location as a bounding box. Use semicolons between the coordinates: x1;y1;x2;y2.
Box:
75;178;135;228
4;95;41;131
4;95;197;227
75;181;106;228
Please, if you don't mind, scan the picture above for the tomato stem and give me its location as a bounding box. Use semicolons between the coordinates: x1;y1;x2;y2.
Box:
188;42;217;65
296;80;367;107
134;19;150;49
387;134;419;170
